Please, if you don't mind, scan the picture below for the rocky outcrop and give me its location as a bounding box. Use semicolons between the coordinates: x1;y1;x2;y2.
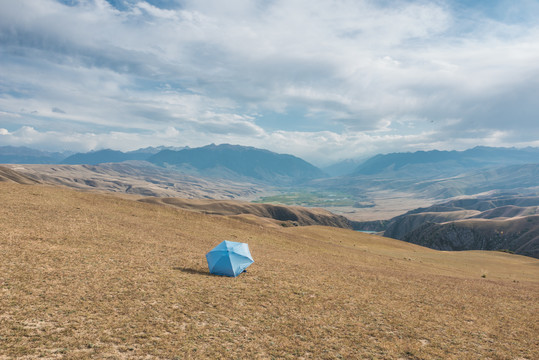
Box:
403;216;539;258
377;194;539;258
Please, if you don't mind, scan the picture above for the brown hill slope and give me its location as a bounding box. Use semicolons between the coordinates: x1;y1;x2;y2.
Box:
380;195;539;258
0;165;40;184
139;197;353;228
404;216;539;258
383;210;480;238
469;204;539;219
1;163;262;199
1;183;538;359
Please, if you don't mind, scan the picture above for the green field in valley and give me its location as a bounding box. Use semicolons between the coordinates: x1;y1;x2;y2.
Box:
254;191;360;207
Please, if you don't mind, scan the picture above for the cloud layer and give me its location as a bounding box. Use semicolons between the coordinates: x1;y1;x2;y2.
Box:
1;0;538;165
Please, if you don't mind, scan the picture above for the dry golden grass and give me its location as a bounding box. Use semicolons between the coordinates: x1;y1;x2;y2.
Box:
1;182;538;359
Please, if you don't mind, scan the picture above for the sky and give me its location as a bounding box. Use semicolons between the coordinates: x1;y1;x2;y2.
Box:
1;0;538;166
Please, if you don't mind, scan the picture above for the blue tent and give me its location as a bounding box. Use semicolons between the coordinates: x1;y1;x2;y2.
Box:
206;240;254;277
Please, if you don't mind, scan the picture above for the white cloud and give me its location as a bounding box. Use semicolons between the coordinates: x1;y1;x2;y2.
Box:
0;0;538;163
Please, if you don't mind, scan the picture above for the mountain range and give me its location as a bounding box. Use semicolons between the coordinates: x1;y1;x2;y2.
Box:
351;146;539;178
3;144;539;183
2;144;326;186
0;146;71;164
148;144;326;184
61;146;186;165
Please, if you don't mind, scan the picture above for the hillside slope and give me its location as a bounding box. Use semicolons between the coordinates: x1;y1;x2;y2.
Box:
403;216;539;258
1;182;538;359
377;194;539;258
139;197;353;228
0;165;40;184
1;163;262;200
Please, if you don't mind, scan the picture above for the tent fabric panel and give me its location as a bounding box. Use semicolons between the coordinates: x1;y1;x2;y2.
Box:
209;254;235;277
230;242;253;260
205;250;229;272
228;252;254;267
228;252;254;276
212;241;230;252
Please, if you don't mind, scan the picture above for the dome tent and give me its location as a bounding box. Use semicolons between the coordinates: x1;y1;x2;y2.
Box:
206;240;254;277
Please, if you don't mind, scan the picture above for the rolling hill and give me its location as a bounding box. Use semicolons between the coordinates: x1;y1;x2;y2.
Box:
0;165;352;229
1;182;538;359
138;197;354;228
360;194;539;258
0;165;40;184
0;163;263;200
403;216;539;258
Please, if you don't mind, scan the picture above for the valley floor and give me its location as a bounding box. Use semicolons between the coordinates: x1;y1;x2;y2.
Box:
1;183;538;359
325;189;437;221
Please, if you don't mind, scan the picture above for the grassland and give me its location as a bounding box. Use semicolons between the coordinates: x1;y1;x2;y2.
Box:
1;182;538;359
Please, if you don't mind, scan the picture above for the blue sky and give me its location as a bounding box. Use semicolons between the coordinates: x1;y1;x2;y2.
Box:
1;0;538;165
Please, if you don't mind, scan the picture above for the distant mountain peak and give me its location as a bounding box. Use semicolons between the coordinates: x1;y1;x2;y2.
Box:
351;146;539;177
148;144;326;185
0;146;71;164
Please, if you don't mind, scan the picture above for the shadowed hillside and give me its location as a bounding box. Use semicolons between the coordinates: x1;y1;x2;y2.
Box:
148;144;326;185
1;182;538;359
139;197;354;228
403;216;539;258
367;194;539;258
0;165;40;184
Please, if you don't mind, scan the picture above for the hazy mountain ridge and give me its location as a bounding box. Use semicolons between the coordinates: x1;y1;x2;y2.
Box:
148;144;326;185
322;158;366;177
0;146;71;164
62;149;150;165
350;146;539;178
3;145;538;189
61;146;188;165
2;144;326;186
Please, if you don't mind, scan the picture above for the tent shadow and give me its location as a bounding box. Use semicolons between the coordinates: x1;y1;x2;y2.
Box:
173;267;212;276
